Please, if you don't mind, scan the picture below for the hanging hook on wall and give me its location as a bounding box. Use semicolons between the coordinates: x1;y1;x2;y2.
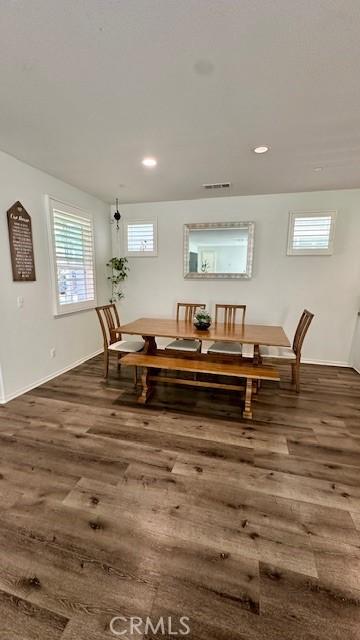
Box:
112;198;121;231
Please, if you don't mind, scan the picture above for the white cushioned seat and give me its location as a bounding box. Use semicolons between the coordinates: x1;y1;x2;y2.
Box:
207;341;242;355
109;340;145;353
260;345;296;360
165;339;201;352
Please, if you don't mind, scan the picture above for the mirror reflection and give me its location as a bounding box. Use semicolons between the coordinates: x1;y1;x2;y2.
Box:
184;222;254;279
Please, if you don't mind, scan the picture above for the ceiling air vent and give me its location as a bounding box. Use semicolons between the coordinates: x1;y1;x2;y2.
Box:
202;182;231;191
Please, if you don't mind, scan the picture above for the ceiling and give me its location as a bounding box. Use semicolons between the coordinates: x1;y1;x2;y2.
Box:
1;0;360;204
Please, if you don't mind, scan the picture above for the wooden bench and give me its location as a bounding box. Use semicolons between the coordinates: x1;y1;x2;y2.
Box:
121;353;280;419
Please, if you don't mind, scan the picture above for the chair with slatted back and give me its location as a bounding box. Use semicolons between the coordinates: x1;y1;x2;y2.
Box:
207;304;247;356
96;304;144;379
260;309;314;392
165;302;206;353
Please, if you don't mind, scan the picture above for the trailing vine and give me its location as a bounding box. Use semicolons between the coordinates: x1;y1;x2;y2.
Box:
107;257;129;302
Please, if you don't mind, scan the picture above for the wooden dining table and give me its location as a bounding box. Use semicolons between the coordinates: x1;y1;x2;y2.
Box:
118;317;290;363
118;317;288;415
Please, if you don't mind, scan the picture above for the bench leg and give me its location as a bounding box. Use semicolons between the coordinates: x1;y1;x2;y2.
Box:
138;367;153;404
243;378;253;419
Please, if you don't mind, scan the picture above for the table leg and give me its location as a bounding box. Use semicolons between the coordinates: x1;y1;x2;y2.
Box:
142;335;157;354
243;378;253;419
142;335;162;380
253;344;260;365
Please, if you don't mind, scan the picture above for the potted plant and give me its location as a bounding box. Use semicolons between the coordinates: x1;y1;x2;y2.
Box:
107;257;129;303
193;308;212;330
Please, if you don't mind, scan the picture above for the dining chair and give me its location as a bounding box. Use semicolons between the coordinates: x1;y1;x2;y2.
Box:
207;304;246;355
96;304;144;379
165;302;206;353
260;309;314;392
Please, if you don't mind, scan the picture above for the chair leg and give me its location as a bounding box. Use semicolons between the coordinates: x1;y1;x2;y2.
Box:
117;354;121;372
194;342;202;380
134;366;138;387
292;362;300;393
291;363;296;385
104;351;109;379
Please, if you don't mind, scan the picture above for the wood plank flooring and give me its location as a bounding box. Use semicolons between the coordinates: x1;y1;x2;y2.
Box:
0;355;360;639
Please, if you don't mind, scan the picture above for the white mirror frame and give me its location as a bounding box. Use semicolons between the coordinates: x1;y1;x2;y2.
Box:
183;221;255;280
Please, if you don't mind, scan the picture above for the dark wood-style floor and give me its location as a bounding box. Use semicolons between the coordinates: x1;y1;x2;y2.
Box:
0;355;360;639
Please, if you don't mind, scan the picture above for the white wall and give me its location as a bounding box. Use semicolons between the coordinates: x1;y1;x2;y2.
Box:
112;189;360;365
351;315;360;373
0;150;111;402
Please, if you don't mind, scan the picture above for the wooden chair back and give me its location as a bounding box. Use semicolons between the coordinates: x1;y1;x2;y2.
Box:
292;309;314;358
96;304;121;348
176;302;206;323
215;304;246;326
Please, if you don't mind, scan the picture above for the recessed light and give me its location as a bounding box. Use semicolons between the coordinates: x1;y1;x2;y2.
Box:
253;146;269;154
142;157;157;168
314;166;323;172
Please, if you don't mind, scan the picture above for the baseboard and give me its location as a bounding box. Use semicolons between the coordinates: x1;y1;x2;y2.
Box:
0;365;5;405
0;348;103;404
301;358;351;368
352;365;360;375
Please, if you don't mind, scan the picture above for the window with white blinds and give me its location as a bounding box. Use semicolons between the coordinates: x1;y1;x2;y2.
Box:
47;197;97;315
124;219;157;256
287;211;337;256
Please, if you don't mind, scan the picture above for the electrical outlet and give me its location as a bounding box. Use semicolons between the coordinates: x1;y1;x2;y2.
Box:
50;348;56;359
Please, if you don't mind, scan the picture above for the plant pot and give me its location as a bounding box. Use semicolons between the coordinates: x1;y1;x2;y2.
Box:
194;321;211;331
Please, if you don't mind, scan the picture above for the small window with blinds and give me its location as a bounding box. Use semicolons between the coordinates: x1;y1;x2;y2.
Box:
47;197;97;315
124;219;157;257
287;211;337;256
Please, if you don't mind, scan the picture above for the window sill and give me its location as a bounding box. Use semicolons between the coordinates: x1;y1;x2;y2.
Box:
54;303;97;318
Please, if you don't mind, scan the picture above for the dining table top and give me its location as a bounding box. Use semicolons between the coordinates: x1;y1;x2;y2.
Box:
118;317;290;347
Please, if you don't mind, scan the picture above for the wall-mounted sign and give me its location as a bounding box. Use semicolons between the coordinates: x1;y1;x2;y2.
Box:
7;201;36;281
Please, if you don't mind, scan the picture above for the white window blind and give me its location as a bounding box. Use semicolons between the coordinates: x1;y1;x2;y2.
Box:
125;219;157;256
47;197;97;315
287;211;337;255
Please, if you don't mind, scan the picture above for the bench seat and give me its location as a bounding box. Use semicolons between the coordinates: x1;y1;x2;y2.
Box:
121;353;280;419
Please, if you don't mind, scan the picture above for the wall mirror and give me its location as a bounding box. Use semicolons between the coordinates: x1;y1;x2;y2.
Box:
184;222;255;279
